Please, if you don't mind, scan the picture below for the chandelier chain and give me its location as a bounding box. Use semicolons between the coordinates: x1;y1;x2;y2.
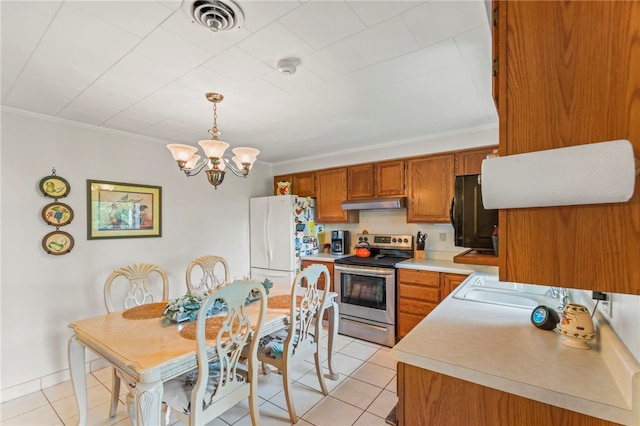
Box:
209;102;220;139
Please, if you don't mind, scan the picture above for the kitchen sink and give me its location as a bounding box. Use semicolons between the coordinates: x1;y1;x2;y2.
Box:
452;273;563;310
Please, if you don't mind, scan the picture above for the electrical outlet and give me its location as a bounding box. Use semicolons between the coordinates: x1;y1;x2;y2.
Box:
439;232;447;242
600;298;613;319
593;291;613;319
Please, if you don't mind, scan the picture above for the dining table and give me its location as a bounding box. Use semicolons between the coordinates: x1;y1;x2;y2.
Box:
67;282;340;426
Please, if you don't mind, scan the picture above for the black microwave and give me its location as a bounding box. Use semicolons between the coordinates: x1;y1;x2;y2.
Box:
450;174;498;251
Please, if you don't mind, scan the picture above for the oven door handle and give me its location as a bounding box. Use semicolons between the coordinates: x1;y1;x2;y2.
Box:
334;265;395;276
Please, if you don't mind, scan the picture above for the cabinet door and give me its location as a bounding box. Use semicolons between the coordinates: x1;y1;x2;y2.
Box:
316;168;359;223
441;273;469;299
375;159;405;197
455;146;497;176
301;259;334;291
347;163;374;199
406;154;455;223
293;172;315;197
397;363;617;426
499;1;640;294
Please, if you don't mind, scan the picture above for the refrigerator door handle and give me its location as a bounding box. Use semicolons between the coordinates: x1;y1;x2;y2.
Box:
265;201;272;265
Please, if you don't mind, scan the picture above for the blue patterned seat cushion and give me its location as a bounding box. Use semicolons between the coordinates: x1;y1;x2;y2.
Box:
163;362;248;415
257;328;315;359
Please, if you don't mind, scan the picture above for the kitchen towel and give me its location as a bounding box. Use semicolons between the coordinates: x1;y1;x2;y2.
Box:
481;139;637;209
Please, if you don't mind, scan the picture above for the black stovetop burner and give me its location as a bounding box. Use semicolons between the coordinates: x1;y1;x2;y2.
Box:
334;233;414;268
334;253;409;268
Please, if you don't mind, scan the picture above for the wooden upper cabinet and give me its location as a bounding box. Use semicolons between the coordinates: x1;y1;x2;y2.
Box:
347;163;374;199
406;154;455;223
491;0;506;114
375;159;405;197
455;146;498;176
273;172;315;197
347;160;405;199
498;1;640;294
316;167;359;223
273;174;292;195
293;172;315;197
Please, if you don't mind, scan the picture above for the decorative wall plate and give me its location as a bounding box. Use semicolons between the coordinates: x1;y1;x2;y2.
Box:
39;175;70;198
42;231;74;255
42;202;74;226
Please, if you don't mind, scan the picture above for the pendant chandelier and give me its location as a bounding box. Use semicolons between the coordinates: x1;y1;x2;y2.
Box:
167;92;259;189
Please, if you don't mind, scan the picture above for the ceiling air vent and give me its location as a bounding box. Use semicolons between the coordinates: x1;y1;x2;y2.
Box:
183;0;245;32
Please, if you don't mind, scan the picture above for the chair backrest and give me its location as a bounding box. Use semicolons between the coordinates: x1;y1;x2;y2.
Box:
185;255;229;294
285;264;330;355
191;279;267;425
103;263;169;312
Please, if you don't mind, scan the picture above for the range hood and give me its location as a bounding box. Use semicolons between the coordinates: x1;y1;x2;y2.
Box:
341;197;406;210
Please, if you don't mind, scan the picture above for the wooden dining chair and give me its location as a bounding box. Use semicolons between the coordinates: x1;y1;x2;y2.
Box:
185;255;229;294
256;263;330;423
162;279;268;426
103;263;169;418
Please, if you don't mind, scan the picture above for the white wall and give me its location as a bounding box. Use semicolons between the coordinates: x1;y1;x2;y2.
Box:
0;109;273;401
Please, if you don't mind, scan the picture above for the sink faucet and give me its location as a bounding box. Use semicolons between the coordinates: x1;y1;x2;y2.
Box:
548;286;570;309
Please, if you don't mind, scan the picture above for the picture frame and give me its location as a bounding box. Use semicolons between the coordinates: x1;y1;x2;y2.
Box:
87;180;161;240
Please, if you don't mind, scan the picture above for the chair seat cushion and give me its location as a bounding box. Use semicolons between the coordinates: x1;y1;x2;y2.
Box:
257;328;315;359
163;362;248;415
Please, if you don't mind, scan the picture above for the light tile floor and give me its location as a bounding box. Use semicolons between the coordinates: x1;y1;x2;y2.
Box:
1;333;397;426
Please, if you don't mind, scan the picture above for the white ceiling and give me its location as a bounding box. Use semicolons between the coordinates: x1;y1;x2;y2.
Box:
1;0;497;164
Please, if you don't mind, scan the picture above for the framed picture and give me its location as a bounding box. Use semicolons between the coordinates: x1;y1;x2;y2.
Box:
87;180;161;239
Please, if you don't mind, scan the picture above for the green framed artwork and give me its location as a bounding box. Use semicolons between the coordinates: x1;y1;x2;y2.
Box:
87;180;162;239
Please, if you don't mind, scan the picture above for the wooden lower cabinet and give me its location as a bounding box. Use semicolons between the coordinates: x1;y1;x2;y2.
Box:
397;363;617;426
301;259;334;291
302;259;334;321
397;270;469;339
441;272;468;299
397;269;439;339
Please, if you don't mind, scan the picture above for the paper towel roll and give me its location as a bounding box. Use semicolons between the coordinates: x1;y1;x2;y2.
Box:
481;140;637;209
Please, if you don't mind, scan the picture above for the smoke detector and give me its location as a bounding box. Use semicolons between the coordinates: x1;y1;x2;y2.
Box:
277;58;300;75
183;0;244;32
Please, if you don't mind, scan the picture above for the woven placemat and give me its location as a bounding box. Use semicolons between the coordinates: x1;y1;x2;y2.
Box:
267;295;303;309
179;316;226;340
121;302;167;320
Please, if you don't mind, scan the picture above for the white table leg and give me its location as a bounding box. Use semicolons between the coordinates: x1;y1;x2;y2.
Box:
68;335;88;426
132;379;163;426
325;300;340;380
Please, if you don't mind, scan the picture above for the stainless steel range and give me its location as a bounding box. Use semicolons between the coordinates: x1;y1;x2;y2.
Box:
334;234;413;346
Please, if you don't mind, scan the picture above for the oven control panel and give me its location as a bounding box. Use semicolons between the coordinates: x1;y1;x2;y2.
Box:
355;234;413;250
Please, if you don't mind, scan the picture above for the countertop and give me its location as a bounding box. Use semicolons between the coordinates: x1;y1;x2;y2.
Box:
301;251;499;274
396;257;498;275
300;253;349;262
390;276;640;425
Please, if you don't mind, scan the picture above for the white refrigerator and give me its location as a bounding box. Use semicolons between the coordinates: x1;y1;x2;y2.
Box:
250;195;317;286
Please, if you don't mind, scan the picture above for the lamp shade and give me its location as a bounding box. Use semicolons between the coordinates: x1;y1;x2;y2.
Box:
183;154;201;170
232;147;260;165
199;140;229;158
167;144;198;162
